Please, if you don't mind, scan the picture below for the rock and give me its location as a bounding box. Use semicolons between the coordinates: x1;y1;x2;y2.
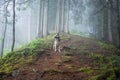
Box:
32;68;37;72
55;63;62;66
12;70;20;77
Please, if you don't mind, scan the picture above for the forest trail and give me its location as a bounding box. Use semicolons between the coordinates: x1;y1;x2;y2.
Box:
2;34;120;80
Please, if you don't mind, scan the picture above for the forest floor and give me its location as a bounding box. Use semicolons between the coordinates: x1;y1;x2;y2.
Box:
1;33;120;80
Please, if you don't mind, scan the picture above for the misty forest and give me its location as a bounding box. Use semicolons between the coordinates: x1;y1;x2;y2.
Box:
0;0;120;80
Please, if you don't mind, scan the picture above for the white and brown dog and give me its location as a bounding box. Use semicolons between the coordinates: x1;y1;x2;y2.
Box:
53;33;61;52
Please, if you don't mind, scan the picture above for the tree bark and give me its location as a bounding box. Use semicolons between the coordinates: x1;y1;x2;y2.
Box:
101;11;104;39
61;0;65;32
66;0;70;34
0;2;10;57
108;2;113;43
43;0;48;36
41;0;45;38
11;0;16;52
103;7;109;41
55;0;60;33
116;0;120;47
37;0;42;38
46;0;49;35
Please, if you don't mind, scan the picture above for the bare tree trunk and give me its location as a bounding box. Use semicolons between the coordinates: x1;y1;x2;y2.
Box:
116;0;120;47
46;0;49;35
41;0;45;38
55;0;60;33
43;0;48;36
11;0;16;52
66;0;70;34
61;0;65;32
108;2;113;43
0;2;10;57
37;0;42;38
101;11;104;39
55;4;57;32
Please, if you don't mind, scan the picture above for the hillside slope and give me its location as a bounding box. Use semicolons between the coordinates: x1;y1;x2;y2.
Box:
0;34;120;80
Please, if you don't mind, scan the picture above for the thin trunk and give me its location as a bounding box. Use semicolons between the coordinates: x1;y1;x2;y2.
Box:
40;0;43;38
1;2;9;57
44;0;48;36
108;3;113;43
11;0;16;52
66;0;70;34
55;0;60;33
41;0;45;38
55;2;58;32
116;0;120;47
37;0;42;38
61;0;65;32
101;11;104;39
46;0;49;35
103;6;109;41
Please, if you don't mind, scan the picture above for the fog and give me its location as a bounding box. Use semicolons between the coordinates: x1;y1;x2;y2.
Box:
0;0;120;54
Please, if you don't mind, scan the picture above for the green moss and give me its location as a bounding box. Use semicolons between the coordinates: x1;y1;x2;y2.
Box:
61;56;71;63
0;34;54;76
0;63;13;74
79;45;87;50
89;68;120;80
97;41;118;51
44;68;63;73
25;55;36;64
89;53;105;63
65;64;77;70
106;56;120;68
88;53;120;69
75;45;90;55
78;67;93;73
88;75;99;80
61;51;72;63
88;52;120;70
63;51;72;56
107;58;116;68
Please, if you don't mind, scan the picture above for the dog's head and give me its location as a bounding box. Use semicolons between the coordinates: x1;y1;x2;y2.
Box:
54;33;60;41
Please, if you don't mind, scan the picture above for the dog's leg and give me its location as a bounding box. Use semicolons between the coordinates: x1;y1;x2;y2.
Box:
55;44;57;52
53;43;57;52
58;46;61;53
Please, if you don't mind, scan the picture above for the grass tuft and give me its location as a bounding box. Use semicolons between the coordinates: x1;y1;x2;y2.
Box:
78;67;93;73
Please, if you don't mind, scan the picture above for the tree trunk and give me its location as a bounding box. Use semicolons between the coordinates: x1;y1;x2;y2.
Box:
43;0;48;36
116;0;120;47
0;2;9;57
37;0;42;38
61;0;65;32
108;2;113;43
66;0;70;34
55;0;60;33
41;0;45;38
11;0;16;52
103;7;109;41
101;11;104;39
46;0;49;35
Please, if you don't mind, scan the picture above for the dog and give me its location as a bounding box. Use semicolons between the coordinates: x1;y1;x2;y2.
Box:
53;33;61;52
